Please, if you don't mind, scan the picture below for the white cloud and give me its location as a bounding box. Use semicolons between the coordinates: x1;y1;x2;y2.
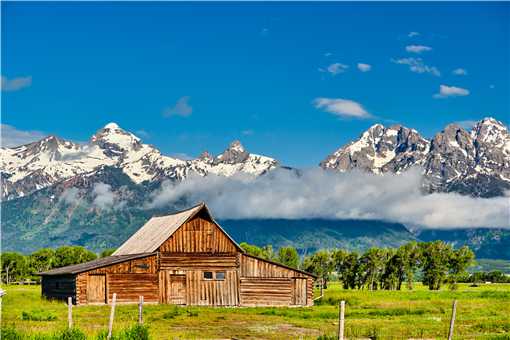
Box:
408;31;420;38
241;129;254;136
60;188;82;205
489;84;495;89
313;98;371;119
1;75;32;92
433;85;470;99
0;124;46;147
163;96;193;117
357;63;372;72
324;52;333;57
320;63;349;75
92;183;117;209
391;57;440;76
405;45;432;54
146;169;509;229
452;68;468;76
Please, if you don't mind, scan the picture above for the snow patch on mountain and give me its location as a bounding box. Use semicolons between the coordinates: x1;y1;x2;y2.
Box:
0;123;278;200
320;117;510;197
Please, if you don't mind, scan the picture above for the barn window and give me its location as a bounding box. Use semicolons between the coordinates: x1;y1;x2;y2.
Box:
203;271;213;280
216;272;225;280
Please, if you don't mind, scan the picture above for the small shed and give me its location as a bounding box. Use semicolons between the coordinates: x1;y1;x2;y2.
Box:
39;203;315;306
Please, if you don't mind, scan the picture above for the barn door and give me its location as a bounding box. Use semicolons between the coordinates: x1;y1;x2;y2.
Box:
167;274;186;305
87;275;106;303
292;278;307;306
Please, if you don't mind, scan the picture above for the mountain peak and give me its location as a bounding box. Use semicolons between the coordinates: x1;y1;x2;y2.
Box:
477;117;506;129
215;140;249;164
103;122;120;130
91;122;142;157
228;140;245;152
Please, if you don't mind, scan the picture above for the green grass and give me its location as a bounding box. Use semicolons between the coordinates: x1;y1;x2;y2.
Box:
2;283;509;339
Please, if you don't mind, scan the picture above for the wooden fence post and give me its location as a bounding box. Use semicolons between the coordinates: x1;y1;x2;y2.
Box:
448;299;457;340
138;296;144;325
107;293;117;339
67;296;73;329
338;300;345;340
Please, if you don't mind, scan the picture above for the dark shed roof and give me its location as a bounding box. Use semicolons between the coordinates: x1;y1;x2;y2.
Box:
38;253;156;276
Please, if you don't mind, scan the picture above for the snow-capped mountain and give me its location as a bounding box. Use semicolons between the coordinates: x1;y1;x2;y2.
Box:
2;117;509;201
320;124;430;174
320;117;510;197
0;123;278;200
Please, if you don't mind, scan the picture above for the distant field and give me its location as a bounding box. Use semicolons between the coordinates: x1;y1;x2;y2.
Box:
2;283;510;339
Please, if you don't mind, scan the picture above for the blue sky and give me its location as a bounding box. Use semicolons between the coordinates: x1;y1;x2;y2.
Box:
2;2;509;166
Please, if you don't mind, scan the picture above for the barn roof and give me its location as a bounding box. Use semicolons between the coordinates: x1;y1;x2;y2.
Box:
113;202;243;255
38;252;156;276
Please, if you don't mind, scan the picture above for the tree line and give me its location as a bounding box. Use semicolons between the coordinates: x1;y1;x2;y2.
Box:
240;241;492;290
2;241;508;289
0;246;114;284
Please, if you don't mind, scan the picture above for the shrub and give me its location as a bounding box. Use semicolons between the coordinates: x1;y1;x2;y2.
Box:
186;309;198;317
55;328;86;340
97;325;150;340
317;335;336;340
162;306;182;319
1;327;23;340
21;309;57;321
119;324;149;340
366;326;382;340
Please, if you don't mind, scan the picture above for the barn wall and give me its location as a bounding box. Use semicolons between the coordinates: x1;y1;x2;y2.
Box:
240;254;307;278
307;278;314;306
239;277;292;306
41;275;76;302
239;254;314;306
85;256;157;275
160;253;238;270
185;270;239;306
75;255;158;304
107;274;159;303
158;216;238;254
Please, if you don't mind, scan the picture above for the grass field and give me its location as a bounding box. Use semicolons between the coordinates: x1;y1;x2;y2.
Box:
2;283;509;339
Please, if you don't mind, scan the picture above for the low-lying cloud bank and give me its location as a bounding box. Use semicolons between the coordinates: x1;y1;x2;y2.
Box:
146;168;509;229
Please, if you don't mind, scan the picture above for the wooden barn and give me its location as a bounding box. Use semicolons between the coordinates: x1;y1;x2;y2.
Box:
39;203;315;306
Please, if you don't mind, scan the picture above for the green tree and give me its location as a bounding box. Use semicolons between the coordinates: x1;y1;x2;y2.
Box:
341;252;361;289
381;249;402;290
303;250;334;289
29;248;56;273
239;242;263;257
421;241;453;290
261;245;277;261
331;249;348;285
399;241;422;290
277;246;299;269
448;245;475;289
100;248;116;258
1;252;29;283
54;246;97;267
359;248;391;290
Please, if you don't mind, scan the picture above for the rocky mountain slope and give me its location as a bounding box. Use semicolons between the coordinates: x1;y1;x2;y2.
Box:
0;123;278;201
320;118;510;197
